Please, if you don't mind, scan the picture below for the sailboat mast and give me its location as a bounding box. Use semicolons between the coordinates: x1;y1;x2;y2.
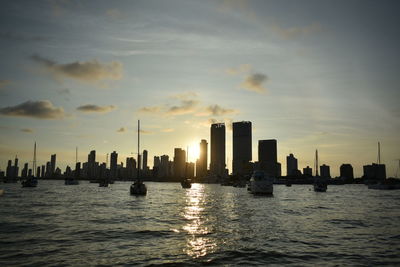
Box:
378;142;381;164
137;120;140;181
75;147;78;165
315;149;319;177
33;142;36;177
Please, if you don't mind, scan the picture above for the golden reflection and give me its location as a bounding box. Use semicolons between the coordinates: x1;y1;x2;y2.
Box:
182;183;217;258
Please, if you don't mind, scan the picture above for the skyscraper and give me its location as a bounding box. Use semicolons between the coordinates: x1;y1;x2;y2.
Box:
196;139;208;178
173;148;186;178
110;151;118;179
87;150;96;179
210;123;226;177
143;150;148;171
232;121;252;175
340;164;354;182
286;153;298;176
320;164;331;178
258;139;279;177
50;154;56;175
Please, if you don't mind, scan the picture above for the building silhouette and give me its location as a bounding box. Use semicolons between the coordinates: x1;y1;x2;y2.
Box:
50;154;56;176
320;164;331;178
196;139;208;178
303;166;312;176
159;155;169;178
340;164;354;182
258;139;280;177
363;163;386;181
173;148;186;178
232;121;252;175
110;151;118;179
210;123;226;177
143;150;148;172
286;153;298;176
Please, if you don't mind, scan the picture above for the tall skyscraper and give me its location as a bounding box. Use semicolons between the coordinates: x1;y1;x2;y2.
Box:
286;153;298;176
160;155;169;178
232;121;252;175
173;148;186;178
320;164;331;178
196;139;208;178
340;164;354;182
50;154;56;175
110;151;118;179
258;139;279;177
87;150;96;179
14;156;19;178
210;123;226;177
143;150;148;171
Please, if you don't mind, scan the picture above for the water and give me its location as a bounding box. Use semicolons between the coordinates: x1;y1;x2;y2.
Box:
1;181;400;266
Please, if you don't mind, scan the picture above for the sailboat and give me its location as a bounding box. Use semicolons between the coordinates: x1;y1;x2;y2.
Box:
22;142;38;188
368;142;400;190
313;149;327;192
130;120;147;195
181;146;192;189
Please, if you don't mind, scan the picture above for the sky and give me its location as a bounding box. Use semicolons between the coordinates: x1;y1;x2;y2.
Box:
0;0;399;177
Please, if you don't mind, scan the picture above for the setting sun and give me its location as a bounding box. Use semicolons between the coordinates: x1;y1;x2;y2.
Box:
188;143;200;163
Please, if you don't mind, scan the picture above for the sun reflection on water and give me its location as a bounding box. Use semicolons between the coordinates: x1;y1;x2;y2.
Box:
182;183;217;258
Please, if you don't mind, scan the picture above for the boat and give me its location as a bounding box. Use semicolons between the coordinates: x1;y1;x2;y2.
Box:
285;180;292;187
22;142;38;188
249;171;274;195
65;177;79;185
22;176;38;187
181;178;192;188
313;149;327;192
99;179;109;187
130;120;147;196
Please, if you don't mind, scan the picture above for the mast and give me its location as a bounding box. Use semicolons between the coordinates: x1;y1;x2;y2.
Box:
315;149;319;177
33;142;37;177
378;142;381;164
137;120;140;182
75;147;78;165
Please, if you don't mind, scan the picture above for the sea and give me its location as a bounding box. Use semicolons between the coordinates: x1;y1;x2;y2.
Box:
1;181;400;266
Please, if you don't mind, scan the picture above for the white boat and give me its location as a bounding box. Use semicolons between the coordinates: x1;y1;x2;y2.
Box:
249;171;274;195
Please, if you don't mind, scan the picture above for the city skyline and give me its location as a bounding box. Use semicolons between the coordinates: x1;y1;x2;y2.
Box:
0;0;399;177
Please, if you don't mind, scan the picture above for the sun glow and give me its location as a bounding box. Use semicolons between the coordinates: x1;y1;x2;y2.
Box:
188;142;200;162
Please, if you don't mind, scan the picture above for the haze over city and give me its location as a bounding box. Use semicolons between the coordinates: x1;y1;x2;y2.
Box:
1;0;399;177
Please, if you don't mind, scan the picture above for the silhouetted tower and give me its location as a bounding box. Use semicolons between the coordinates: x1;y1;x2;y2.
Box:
196;139;208;178
110;151;118;179
143;150;148;171
286;153;298;176
320;164;331;178
258;139;278;177
50;154;56;175
232;121;252;175
88;150;96;179
174;148;186;178
210;123;226;177
14;156;19;178
340;164;354;182
33;142;37;176
315;150;319;176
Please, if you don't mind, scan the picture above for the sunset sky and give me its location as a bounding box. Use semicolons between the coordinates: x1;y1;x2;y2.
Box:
0;0;399;177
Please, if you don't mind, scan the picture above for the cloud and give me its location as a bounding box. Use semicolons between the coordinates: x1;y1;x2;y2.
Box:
117;127;126;133
161;128;174;133
0;31;47;42
241;73;268;93
21;128;34;133
0;100;64;119
138;106;161;114
30;54;123;84
76;104;116;113
272;23;322;39
225;64;251;75
167;99;199;115
170;91;198;100
57;88;70;95
196;104;238;117
106;8;123;19
0;80;11;89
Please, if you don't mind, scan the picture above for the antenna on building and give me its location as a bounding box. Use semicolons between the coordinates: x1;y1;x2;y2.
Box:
377;142;381;164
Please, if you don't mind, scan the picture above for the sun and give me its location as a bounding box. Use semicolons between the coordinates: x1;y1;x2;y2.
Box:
188;142;200;162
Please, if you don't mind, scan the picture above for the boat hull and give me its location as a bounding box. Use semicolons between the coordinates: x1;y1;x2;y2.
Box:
130;183;147;195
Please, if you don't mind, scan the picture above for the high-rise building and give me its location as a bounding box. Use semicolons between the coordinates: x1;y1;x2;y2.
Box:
126;157;136;180
110;151;118;179
340;164;354;182
210;123;226;177
196;139;208;178
173;148;186;178
51;154;56;175
6;160;12;178
286;153;298;176
232;121;252;175
22;163;28;178
160;155;169;178
303;166;312;176
143;150;148;171
320;164;331;178
14;156;19;178
258;139;279;177
363;163;386;181
87;150;96;179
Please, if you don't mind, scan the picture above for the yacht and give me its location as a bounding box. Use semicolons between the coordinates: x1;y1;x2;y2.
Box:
181;178;192;189
130;120;147;195
249;171;274;195
313;149;327;192
22;176;38;187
